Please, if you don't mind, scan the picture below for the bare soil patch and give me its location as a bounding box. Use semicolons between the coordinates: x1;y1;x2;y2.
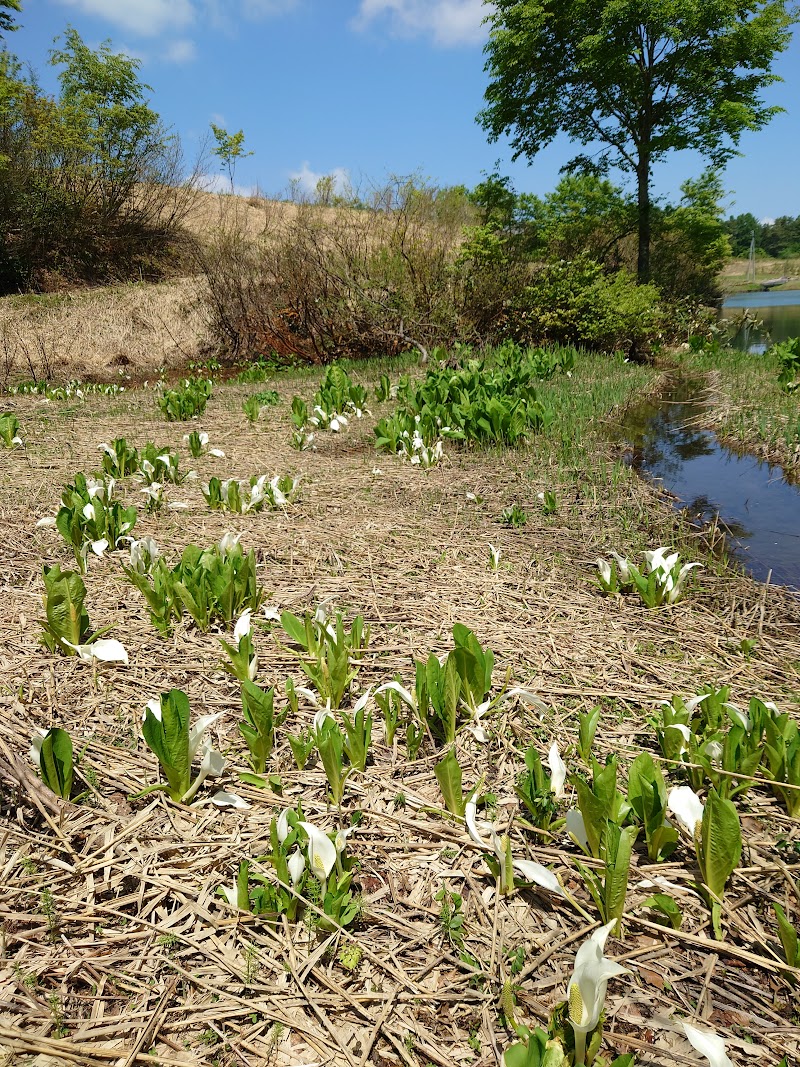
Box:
0;368;798;1066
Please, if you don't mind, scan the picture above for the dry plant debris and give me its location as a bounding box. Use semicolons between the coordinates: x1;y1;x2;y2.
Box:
0;367;798;1067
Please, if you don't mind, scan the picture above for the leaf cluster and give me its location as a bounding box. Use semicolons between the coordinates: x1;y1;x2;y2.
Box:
124;541;263;635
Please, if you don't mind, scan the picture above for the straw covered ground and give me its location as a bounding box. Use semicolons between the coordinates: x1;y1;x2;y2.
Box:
0;355;798;1067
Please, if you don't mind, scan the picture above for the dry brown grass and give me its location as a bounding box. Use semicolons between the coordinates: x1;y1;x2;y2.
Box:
0;364;798;1066
0;278;212;386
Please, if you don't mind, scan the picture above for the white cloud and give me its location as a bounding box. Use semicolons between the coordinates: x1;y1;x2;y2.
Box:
289;162;350;198
55;0;195;37
162;39;198;64
197;173;257;197
760;216;776;225
354;0;491;47
55;0;297;37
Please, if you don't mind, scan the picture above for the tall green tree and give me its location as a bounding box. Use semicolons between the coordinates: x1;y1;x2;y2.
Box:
0;0;21;38
479;0;796;283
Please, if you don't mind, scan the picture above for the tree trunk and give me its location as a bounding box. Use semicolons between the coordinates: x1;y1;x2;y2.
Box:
636;157;651;284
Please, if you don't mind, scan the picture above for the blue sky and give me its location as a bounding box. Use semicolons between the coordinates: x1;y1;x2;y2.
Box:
8;0;800;219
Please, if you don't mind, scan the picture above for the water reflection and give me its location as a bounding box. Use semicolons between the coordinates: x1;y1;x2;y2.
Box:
618;380;800;590
721;291;800;353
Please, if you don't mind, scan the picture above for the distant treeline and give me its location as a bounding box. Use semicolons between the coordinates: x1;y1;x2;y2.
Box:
723;213;800;258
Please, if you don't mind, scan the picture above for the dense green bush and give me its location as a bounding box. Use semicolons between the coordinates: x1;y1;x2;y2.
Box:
504;256;664;357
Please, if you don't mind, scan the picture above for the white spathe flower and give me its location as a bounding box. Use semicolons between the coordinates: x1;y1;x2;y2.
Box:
567;921;629;1065
682;1022;734;1067
374;680;416;709
725;703;750;732
129;536;160;574
209;447;226;458
488;543;501;571
262;607;282;622
219;531;242;556
644;546;679;575
82;501;97;521
663;720;692;757
666;562;702;603
464;798;564;896
610;550;631;583
312;705;335;732
90;538;109;557
208;790;250;810
63;639;128;665
36;516;57;527
188;713;225;762
29;727;48;769
685;693;709;714
234;609;252;643
287;848;305;886
512;859;564;896
668;786;705;837
704;739;723;763
183;744;226;803
566;809;590;853
276;807;293;844
144;697;162;720
548;742;567;799
299;821;337;881
503;688;548;714
335;826;354;856
596;558;612;585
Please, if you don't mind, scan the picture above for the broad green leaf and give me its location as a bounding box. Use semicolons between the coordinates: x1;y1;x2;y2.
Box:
39;727;74;799
571;774;606;859
41;564;90;651
603;821;637;935
578;706;600;762
700;788;742;900
444;655;461;744
641;893;683;930
142;689;191;802
774;903;799;966
435;747;466;817
280;610;310;649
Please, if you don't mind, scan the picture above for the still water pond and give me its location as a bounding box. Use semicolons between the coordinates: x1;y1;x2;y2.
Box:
721;290;800;352
619;379;800;590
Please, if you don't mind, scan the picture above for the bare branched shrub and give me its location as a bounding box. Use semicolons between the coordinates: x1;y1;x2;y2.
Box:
196;179;517;363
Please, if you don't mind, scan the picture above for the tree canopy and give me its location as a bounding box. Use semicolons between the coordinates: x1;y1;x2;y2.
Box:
0;1;21;38
479;0;797;282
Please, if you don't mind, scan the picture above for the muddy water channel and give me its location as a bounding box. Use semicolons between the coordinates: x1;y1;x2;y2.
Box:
618;379;800;590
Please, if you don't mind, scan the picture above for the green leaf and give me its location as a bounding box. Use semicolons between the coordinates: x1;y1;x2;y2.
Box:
435;747;466;817
571;774;606;859
774;903;799;966
239;680;275;773
443;654;461;744
39;727;74;799
603;821;637;935
578;706;600;762
641;893;683;930
142;689;191;802
281;610;309;648
700;787;742;900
